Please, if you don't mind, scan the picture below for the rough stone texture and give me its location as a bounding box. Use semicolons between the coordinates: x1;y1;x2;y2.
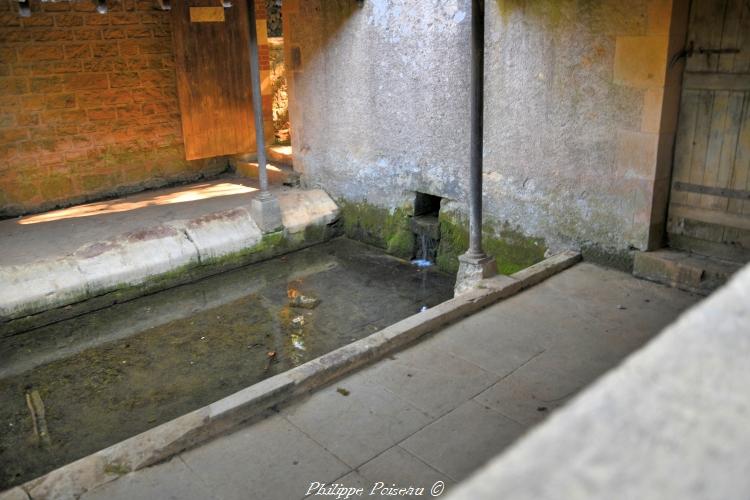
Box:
446;262;750;500
0;0;227;217
284;0;687;261
173;207;263;263
454;254;497;295
0;186;339;320
633;249;743;295
2;251;579;499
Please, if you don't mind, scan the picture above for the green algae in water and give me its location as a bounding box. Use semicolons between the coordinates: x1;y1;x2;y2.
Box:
0;238;454;489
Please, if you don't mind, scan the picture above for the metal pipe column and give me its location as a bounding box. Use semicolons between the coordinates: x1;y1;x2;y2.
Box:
246;0;269;194
467;0;485;258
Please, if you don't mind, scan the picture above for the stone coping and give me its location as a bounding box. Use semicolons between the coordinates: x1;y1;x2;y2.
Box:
0;251;581;500
0;189;340;330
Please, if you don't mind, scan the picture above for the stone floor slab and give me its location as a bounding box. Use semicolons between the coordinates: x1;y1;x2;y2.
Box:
283;377;432;468
180;414;349;500
356;446;454;498
400;400;524;482
354;346;497;418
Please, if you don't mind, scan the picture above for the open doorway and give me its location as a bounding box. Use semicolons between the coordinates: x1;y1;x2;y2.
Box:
266;0;293;167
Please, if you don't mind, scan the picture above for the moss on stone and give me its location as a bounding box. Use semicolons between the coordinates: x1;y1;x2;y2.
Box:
339;200;414;258
581;241;635;272
387;229;416;259
436;212;547;275
103;462;131;476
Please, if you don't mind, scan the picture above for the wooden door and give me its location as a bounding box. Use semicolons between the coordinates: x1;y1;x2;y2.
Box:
667;0;750;262
171;0;256;160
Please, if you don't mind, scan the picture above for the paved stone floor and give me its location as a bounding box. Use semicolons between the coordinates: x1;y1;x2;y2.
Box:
81;263;700;500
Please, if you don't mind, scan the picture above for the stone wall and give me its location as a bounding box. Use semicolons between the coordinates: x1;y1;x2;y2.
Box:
283;0;688;269
0;0;226;217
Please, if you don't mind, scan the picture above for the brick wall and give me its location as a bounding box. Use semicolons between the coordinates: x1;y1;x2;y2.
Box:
0;0;227;217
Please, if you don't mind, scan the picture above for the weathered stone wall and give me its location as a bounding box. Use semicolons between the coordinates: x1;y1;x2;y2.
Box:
283;0;687;270
0;0;226;217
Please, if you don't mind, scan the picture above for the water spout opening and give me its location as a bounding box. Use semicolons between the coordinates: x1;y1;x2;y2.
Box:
411;192;442;267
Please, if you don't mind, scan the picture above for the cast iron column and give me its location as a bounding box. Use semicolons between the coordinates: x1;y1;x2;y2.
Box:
246;0;282;231
468;0;485;258
455;0;496;294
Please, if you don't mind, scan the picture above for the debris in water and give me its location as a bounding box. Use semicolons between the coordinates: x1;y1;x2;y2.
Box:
411;259;432;268
537;406;548;412
617;305;627;310
291;316;305;327
289;295;320;309
336;387;350;396
420;305;428;312
25;390;51;448
264;351;278;372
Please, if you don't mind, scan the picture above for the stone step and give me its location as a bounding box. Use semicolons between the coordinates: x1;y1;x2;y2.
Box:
633;249;743;295
230;157;299;186
268;145;293;167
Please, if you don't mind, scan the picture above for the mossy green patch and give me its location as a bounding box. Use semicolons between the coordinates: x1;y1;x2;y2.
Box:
339;200;414;259
436;212;547;275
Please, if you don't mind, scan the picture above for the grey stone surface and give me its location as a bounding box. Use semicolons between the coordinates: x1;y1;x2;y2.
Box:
250;193;283;232
284;377;432;467
634;249;742;295
181;415;349;500
0;488;29;500
401;400;525;481
354;344;497;418
175;206;263;262
356;446;454;496
286;0;666;257
446;263;750;500
421;311;545;378
0;182;340;320
80;458;215;500
455;254;497;296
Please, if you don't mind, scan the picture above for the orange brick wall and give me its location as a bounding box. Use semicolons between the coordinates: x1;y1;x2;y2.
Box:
0;0;227;217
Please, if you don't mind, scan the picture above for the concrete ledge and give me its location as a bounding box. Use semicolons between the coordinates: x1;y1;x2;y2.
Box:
3;251;581;500
446;262;750;500
0;189;340;328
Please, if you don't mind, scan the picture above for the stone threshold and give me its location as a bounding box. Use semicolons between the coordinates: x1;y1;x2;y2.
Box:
0;251;580;500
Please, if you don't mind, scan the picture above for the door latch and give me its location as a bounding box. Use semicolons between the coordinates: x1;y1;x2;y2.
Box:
671;40;741;66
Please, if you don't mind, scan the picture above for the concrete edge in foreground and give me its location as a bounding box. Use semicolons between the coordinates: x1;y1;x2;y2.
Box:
2;251;581;500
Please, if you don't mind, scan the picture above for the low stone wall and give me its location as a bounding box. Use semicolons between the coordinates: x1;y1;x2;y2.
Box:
0;189;340;332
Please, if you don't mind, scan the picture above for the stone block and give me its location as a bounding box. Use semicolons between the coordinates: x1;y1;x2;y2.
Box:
277;188;340;234
615;130;659;180
74;224;198;294
174;207;263;263
0;258;87;320
613;35;669;88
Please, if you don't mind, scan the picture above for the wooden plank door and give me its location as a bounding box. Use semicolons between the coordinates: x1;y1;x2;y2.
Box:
667;0;750;262
171;0;256;160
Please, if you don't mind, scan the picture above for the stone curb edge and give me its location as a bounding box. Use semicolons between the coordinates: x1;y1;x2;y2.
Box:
2;251;581;500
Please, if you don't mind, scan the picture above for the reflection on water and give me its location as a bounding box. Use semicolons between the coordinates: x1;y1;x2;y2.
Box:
0;238;454;489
